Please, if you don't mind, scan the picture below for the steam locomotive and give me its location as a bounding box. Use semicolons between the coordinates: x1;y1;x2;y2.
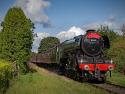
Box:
35;30;115;82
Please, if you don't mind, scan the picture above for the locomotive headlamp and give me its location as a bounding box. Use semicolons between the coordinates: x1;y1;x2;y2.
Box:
108;65;113;71
78;59;84;64
110;59;113;64
84;65;89;71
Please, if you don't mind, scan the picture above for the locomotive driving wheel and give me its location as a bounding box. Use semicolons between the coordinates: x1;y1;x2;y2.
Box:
63;55;80;80
71;55;81;81
64;58;71;77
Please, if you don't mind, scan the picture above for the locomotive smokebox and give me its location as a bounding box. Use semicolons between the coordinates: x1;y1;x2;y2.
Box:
81;30;103;56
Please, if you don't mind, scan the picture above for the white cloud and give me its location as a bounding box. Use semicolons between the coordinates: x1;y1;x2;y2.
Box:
57;26;85;42
32;32;50;52
32;26;85;52
14;0;50;26
82;20;115;31
103;16;116;29
123;18;125;23
120;17;125;24
32;16;125;52
82;16;121;33
108;15;115;22
83;22;100;30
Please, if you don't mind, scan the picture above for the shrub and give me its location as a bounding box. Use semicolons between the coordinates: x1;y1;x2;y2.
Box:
0;59;13;93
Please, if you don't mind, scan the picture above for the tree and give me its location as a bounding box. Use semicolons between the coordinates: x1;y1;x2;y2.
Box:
38;37;60;53
122;24;125;38
0;7;34;73
97;25;118;42
0;31;1;55
97;25;125;74
107;37;125;73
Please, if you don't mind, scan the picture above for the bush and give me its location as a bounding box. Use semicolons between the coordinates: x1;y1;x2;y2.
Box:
0;59;13;93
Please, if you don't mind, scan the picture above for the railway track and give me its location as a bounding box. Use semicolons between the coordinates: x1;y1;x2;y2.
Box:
29;62;125;94
91;83;125;94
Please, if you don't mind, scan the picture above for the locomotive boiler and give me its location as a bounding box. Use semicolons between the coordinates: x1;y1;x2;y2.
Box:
36;29;115;82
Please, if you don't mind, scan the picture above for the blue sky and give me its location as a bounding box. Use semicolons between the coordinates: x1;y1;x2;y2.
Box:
0;0;125;52
41;0;125;34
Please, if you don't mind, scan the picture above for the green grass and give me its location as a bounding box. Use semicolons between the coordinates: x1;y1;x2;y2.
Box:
6;72;109;94
107;71;125;87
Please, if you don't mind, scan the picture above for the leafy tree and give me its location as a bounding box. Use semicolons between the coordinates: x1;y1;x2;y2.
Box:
98;25;125;73
97;25;118;42
97;25;118;56
107;37;125;73
0;7;34;73
0;32;1;55
122;24;125;38
38;37;60;53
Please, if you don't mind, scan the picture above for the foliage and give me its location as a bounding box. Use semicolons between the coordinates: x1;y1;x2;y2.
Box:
97;25;118;42
0;59;13;93
38;37;60;53
97;25;118;56
0;7;34;73
121;24;125;37
107;37;125;73
97;25;125;73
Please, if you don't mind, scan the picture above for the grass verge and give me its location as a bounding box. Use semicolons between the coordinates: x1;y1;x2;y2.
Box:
6;72;109;94
107;71;125;87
